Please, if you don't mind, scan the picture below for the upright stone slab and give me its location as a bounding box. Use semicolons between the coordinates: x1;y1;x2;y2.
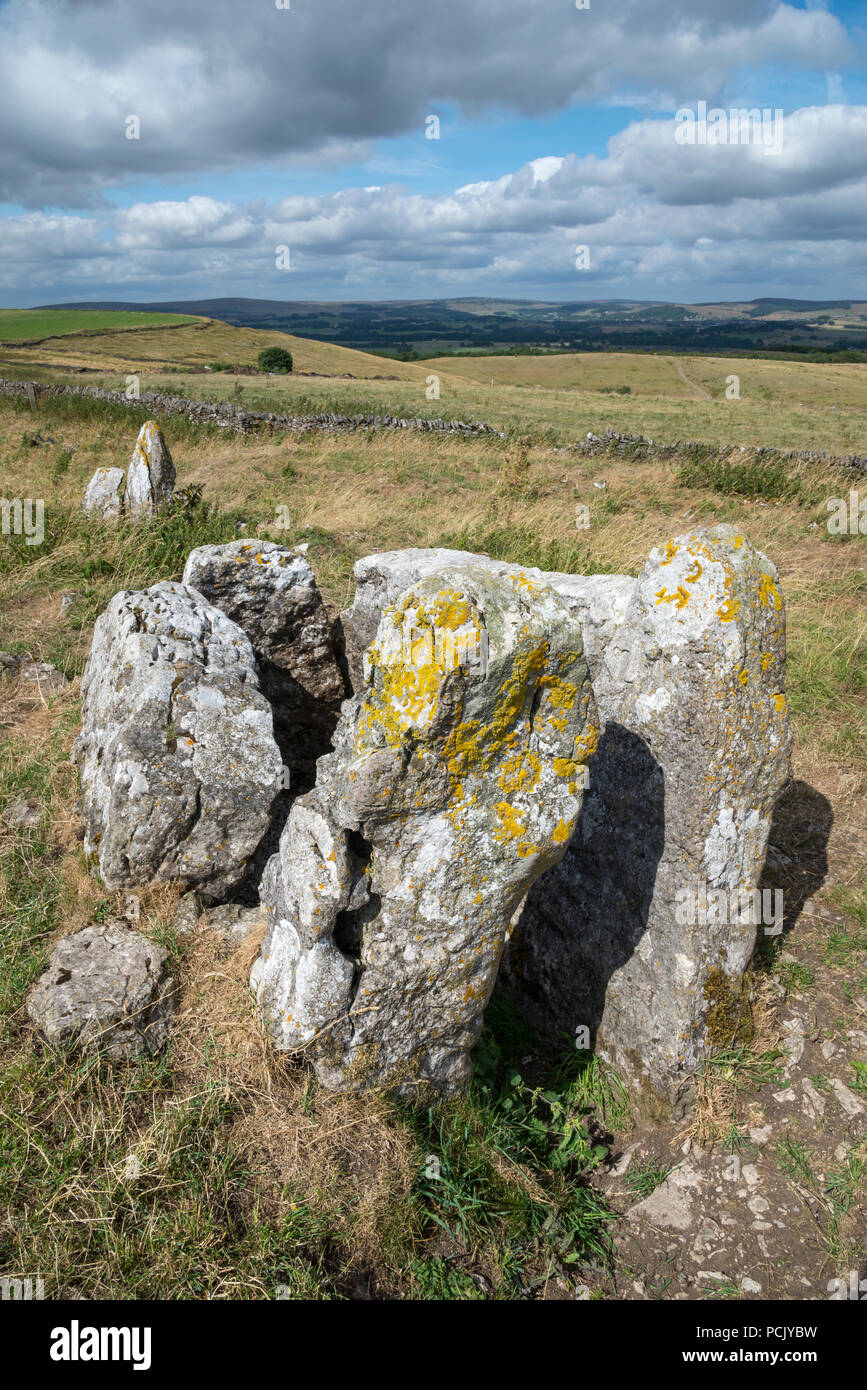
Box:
183;540;345;788
252;563;599;1096
506;525;792;1119
73;581;283;902
123;421;175;519
83;467;125;519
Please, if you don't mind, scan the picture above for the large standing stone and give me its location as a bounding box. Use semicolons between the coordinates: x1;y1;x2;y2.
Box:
123;421;175;519
252;563;599;1096
27;923;176;1058
83;467;125;519
73;581;283;902
506;525;792;1119
183;540;345;788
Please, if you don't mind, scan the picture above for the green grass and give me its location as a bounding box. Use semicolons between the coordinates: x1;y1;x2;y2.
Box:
0;309;194;342
676;454;802;501
623;1162;673;1199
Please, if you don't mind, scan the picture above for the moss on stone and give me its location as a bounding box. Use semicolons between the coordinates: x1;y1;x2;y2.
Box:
702;963;755;1049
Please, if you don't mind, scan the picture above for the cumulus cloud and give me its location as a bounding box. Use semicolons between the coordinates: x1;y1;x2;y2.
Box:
2;104;865;300
0;0;856;207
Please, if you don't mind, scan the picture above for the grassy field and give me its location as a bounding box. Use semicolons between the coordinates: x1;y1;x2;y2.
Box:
0;317;429;379
0;332;865;1300
2;316;865;453
425;349;867;411
0;308;197;342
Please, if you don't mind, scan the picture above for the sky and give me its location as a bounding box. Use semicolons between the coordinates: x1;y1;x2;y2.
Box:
0;0;865;306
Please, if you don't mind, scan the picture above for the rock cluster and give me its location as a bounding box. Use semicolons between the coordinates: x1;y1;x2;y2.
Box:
82;421;175;520
334;529;792;1114
35;524;791;1113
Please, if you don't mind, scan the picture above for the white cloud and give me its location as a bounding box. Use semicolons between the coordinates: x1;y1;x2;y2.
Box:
2;104;865;300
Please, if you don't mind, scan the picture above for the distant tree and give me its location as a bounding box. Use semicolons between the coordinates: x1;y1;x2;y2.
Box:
257;347;294;373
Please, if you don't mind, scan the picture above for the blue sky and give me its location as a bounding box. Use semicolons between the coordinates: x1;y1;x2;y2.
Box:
0;0;865;305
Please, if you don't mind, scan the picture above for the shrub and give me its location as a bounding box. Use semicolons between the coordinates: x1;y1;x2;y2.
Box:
257;347;294;374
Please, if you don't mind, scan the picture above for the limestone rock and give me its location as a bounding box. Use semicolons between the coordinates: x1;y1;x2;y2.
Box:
339;548;490;693
205;902;267;944
507;525;792;1118
625;1161;705;1231
253;562;598;1096
339;547;634;693
20;661;69;690
123;421;175;519
183;540;345;787
73;581;283;902
27;923;176;1057
83;467;125;519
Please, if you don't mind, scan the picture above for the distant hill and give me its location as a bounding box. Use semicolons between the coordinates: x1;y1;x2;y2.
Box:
35;295;867;357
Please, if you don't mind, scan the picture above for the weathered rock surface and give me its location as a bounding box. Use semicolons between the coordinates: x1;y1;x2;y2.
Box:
253;562;598;1096
73;581;283;902
27;923;176;1057
183;540;345;787
83;467;125;519
507;525;792;1118
339;547;635;693
123;421;175;519
20;660;70;690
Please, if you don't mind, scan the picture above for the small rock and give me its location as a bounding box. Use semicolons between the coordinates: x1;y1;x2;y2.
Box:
749;1124;772;1144
741;1277;762;1294
625;1161;704;1231
83;467;125;520
20;662;70;691
205;903;266;944
27;923;176;1058
829;1078;864;1118
772;1086;797;1104
59;592;79;616
801;1078;826;1119
172;892;202;934
610;1141;641;1177
781;1016;806;1070
0;651;22;677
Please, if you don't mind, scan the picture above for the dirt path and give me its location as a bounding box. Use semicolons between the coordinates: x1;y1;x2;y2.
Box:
673;358;712;400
